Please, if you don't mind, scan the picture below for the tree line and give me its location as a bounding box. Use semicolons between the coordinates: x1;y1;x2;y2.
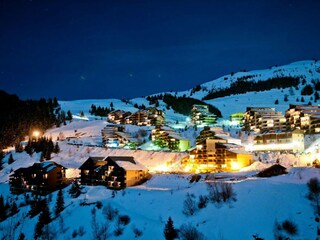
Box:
146;93;222;118
0;90;71;151
203;76;301;100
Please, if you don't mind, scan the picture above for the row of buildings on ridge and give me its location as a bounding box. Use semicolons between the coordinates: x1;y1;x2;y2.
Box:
107;107;165;126
243;104;320;134
242;104;320;153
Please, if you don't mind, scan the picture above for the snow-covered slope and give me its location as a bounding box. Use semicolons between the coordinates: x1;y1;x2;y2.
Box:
59;61;320;121
1;60;320;239
0;169;318;240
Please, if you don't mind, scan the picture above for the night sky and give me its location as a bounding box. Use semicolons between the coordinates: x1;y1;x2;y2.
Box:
1;0;320;100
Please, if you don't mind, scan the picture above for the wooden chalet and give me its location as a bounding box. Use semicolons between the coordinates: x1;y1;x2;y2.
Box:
9;161;67;195
257;164;287;177
79;156;150;189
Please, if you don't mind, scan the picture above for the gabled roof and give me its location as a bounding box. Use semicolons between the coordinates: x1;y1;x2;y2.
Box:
32;161;66;173
80;156;148;171
107;156;135;164
259;164;286;174
107;156;148;171
79;156;106;169
13;161;66;175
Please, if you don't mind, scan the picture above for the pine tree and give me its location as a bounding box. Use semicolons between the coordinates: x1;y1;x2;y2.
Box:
48;138;54;153
40;152;45;162
53;97;59;108
55;189;64;216
68;181;81;198
17;232;25;240
34;198;51;239
34;218;43;239
8;153;14;164
0;194;6;221
0;156;3;171
45;150;51;160
39;199;51;224
15;142;24;152
315;91;320;102
66;110;73;121
53;142;60;154
274;99;279;105
10;201;18;216
25;139;34;155
164;217;177;240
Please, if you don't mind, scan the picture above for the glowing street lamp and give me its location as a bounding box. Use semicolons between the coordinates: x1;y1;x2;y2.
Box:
32;130;40;140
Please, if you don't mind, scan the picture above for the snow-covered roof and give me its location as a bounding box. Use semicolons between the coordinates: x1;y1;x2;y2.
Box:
227;149;252;155
116;160;148;171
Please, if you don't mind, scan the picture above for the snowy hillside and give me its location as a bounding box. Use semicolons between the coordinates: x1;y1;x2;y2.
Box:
58;61;320;122
1;60;320;239
151;60;320;119
0;169;319;239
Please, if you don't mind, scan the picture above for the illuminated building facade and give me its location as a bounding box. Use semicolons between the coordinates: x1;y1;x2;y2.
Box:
126;107;165;126
182;137;253;172
243;107;286;133
252;129;305;153
10;161;67;194
191;104;216;125
229;112;244;125
285;104;320;133
151;126;190;151
108;110;131;124
79;156;149;189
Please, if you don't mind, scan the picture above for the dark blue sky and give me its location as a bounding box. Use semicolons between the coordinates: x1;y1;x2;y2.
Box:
1;0;320;100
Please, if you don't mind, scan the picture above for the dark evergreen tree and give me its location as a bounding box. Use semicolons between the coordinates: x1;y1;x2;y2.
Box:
274;99;279;105
284;95;288;102
39;152;45;162
34;218;43;239
0;152;3;170
68;181;82;198
301;97;305;102
164;217;177;240
15;142;24;152
110;102;114;111
53;97;59;108
34;198;51;239
45;150;51;160
8;153;14;164
25;140;33;155
0;194;6;221
315;92;320;102
55;189;65;216
48;138;54;153
53;142;60;154
301;84;314;95
66;110;73;121
18;232;25;240
10;201;19;216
